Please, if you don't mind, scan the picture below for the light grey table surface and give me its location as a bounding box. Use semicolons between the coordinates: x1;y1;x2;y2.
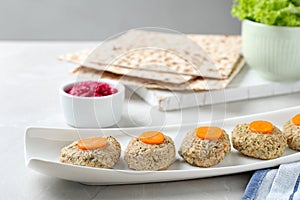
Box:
1;41;300;200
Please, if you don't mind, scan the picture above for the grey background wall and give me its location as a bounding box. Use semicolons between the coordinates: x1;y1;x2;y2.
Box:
0;0;241;40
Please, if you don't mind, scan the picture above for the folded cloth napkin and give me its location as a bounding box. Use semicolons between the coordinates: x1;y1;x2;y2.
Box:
242;162;300;200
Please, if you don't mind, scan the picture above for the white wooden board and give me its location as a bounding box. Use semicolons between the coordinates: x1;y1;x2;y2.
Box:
128;65;300;111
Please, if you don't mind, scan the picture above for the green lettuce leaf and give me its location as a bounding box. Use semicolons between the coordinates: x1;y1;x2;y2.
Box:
232;0;300;26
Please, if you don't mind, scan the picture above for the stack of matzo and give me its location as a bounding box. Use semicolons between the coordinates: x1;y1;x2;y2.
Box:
59;30;244;91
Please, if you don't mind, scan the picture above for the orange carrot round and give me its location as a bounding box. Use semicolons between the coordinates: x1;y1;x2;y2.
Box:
249;120;273;134
196;126;224;140
139;131;165;145
77;137;108;150
292;114;300;126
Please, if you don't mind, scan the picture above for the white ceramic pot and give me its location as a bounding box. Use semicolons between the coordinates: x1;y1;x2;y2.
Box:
60;79;125;128
242;20;300;81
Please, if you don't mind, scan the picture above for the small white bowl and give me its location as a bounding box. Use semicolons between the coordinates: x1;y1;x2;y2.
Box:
242;20;300;81
59;79;125;128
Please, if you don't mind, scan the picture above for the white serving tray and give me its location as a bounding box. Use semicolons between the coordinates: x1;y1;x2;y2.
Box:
25;106;300;185
128;65;300;111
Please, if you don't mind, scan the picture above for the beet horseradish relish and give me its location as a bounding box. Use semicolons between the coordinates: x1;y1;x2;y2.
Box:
67;81;118;97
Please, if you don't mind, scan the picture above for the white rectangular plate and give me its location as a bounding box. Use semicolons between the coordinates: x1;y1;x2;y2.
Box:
25;106;300;185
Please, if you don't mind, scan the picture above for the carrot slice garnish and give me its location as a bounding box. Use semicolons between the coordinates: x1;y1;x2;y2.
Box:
196;126;224;140
139;131;165;145
77;137;108;150
249;120;273;134
292;114;300;126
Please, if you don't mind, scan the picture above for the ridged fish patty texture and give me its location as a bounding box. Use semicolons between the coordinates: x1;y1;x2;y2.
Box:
283;120;300;151
178;129;231;167
60;136;121;168
232;124;286;160
124;135;176;171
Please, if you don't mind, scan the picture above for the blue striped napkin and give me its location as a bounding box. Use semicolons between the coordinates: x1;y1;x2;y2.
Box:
242;162;300;200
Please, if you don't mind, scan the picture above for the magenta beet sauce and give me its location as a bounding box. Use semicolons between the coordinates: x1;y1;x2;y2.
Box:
67;81;118;97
